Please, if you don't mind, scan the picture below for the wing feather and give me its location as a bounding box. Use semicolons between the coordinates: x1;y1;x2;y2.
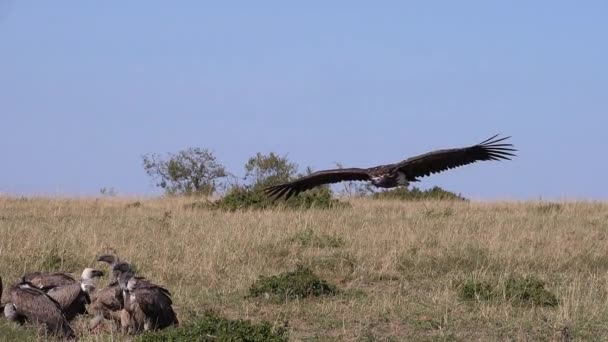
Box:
264;168;371;200
395;134;516;179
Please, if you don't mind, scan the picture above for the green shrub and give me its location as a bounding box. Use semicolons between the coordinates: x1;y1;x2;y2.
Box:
205;185;348;211
459;279;495;301
503;276;558;307
458;276;558;307
248;266;338;300
136;311;288;342
372;186;467;201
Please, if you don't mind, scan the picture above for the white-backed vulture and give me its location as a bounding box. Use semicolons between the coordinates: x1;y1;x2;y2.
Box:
21;271;76;289
88;255;132;330
3;282;75;339
119;273;178;333
45;268;103;321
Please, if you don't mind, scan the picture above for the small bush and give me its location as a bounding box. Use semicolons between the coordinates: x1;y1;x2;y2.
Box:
504;276;558;307
372;186;467;201
458;276;558;307
248;266;338;300
136;311;288;342
459;279;494;301
289;228;345;248
205;186;348;211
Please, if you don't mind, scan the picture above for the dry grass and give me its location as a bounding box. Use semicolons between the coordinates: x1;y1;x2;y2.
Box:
1;196;608;341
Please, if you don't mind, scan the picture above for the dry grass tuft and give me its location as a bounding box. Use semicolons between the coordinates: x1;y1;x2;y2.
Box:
1;197;608;340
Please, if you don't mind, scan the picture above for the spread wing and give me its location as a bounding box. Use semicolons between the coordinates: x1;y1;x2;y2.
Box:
395;134;516;180
264;168;371;200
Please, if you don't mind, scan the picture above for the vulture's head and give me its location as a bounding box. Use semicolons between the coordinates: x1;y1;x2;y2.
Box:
118;272;134;291
97;254;118;265
81;268;104;280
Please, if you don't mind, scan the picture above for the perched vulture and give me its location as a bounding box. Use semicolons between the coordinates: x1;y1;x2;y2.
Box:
89;255;132;330
119;273;178;333
3;282;75;339
264;134;516;200
21;271;76;289
45;268;104;321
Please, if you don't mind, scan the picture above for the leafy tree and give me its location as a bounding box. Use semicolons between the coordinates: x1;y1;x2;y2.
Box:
142;147;227;196
244;152;297;190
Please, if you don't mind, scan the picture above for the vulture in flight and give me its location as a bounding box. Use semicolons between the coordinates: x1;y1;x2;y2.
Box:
264;134;516;200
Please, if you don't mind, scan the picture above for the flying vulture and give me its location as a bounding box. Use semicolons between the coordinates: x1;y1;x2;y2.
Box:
3;281;75;339
264;134;516;200
45;268;104;321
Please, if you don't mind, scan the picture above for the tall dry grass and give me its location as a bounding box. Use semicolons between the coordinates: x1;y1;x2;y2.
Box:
1;196;608;341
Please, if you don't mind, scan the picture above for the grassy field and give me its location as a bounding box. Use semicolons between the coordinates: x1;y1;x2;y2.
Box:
1;196;608;341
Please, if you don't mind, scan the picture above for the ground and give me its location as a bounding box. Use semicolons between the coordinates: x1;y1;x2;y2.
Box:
0;197;607;341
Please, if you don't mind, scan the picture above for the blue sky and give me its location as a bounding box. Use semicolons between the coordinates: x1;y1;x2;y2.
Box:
1;1;606;199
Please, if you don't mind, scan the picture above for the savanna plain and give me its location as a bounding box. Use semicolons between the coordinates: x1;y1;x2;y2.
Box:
1;196;608;341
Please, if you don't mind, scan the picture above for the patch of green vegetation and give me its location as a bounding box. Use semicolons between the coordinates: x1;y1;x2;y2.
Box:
372;186;468;201
136;311;288;342
458;276;558;307
0;320;38;342
290;228;345;248
247;266;338;300
371;186;468;201
459;279;495;301
503;276;558;307
198;186;349;211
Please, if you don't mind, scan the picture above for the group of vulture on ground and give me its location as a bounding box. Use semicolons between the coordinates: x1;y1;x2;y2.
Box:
0;254;178;339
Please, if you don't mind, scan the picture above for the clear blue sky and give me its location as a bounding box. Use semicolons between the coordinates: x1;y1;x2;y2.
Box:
1;1;606;199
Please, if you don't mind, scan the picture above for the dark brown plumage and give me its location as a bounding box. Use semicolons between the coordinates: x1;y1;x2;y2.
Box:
264;134;516;200
45;268;104;321
3;282;75;339
89;254;131;330
120;274;178;333
21;271;76;289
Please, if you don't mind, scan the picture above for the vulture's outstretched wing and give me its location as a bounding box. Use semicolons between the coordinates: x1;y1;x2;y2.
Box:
395;134;516;180
264;168;371;200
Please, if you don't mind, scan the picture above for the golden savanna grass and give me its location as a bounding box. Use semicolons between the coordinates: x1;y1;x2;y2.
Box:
1;196;608;341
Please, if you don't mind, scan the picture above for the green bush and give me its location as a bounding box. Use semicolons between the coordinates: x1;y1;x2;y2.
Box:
205;185;348;211
248;266;338;300
136;311;288;342
459;279;495;301
372;186;467;201
504;276;558;307
458;276;558;307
